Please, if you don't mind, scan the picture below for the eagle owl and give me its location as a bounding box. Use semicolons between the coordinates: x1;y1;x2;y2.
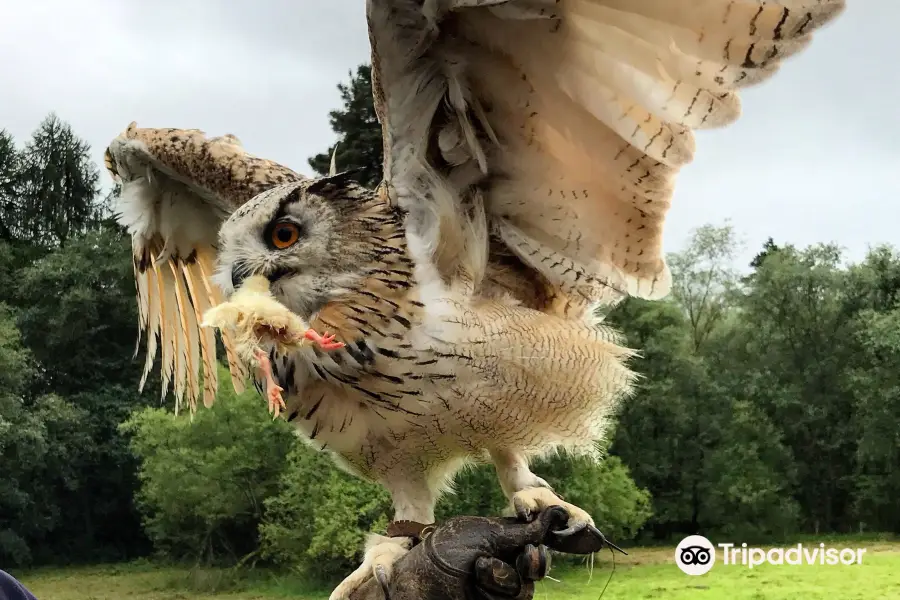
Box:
103;1;845;598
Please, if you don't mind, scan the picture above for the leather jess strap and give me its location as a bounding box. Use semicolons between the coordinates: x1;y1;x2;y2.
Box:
387;519;437;545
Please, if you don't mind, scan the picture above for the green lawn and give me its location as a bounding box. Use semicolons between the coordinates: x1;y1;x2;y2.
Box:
13;541;900;600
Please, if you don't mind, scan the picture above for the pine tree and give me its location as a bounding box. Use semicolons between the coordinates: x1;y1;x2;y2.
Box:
0;130;19;241
16;113;101;246
308;64;384;188
750;236;781;269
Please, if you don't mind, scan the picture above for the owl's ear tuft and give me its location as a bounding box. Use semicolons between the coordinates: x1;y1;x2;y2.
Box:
306;169;363;198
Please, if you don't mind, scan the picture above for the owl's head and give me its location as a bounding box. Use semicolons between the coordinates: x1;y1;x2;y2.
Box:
213;172;370;318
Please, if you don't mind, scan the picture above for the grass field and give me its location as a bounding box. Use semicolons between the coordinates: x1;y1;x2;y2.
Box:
13;539;900;600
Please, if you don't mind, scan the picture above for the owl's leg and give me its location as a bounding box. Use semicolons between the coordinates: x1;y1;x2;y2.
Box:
328;534;412;600
490;449;594;537
329;478;435;600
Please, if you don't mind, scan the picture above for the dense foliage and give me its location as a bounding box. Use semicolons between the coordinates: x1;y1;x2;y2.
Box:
1;69;898;580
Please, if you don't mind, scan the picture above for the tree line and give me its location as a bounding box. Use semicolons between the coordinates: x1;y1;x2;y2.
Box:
0;68;897;579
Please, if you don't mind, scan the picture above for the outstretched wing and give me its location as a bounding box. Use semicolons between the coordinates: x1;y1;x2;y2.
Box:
105;122;304;412
367;0;845;313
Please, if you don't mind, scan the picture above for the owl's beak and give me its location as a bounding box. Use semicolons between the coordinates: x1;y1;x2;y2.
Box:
231;261;291;291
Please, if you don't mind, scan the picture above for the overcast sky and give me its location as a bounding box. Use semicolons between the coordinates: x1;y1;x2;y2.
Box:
1;1;896;266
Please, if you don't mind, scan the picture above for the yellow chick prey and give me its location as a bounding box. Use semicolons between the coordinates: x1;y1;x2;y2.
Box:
201;275;343;417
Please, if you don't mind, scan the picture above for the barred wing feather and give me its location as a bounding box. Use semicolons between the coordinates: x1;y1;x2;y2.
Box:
105;122;304;412
367;0;845;309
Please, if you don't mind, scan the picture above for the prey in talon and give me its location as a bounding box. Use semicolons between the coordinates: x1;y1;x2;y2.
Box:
201;274;344;417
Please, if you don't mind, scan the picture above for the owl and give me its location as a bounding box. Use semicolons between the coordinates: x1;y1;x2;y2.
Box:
103;2;845;598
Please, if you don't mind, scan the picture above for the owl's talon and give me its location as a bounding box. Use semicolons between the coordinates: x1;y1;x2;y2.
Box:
553;523;585;537
329;536;410;600
374;565;391;600
511;487;594;536
513;497;535;523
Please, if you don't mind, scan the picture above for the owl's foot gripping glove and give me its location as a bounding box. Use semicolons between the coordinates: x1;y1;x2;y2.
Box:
343;506;625;600
510;486;600;540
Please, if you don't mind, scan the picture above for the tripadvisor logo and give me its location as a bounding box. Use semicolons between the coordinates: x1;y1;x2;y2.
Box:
676;535;716;575
675;535;867;575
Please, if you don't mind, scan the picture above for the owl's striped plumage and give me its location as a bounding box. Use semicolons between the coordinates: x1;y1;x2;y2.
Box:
103;1;845;597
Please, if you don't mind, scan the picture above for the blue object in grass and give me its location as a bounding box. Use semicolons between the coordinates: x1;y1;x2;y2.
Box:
0;570;37;600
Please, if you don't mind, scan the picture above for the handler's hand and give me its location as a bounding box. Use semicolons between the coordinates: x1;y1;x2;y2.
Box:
349;506;618;600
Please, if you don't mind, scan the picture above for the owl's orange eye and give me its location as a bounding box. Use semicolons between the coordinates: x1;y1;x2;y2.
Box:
270;222;301;249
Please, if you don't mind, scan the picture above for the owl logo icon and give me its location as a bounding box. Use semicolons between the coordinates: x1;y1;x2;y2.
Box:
675;535;716;575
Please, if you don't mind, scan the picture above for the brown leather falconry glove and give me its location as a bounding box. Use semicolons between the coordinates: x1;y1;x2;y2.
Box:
349;506;622;600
